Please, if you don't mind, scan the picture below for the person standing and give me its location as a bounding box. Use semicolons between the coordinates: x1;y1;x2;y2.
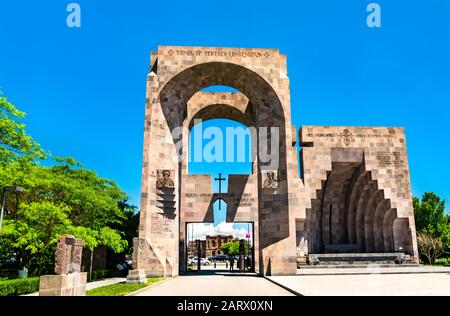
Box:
245;256;251;271
229;256;234;271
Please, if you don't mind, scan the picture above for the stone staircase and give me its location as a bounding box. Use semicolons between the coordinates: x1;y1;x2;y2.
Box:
298;253;419;268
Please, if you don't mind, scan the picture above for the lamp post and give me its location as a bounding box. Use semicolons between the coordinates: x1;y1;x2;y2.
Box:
0;185;25;234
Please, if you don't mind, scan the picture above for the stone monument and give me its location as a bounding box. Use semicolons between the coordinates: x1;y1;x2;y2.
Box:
39;234;87;296
126;237;148;284
128;45;419;278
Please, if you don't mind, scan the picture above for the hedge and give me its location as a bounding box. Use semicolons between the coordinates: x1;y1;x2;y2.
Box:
0;277;40;296
435;258;450;266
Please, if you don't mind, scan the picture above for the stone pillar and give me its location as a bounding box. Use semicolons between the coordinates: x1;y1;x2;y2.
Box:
39;234;87;296
126;269;147;284
39;273;87;296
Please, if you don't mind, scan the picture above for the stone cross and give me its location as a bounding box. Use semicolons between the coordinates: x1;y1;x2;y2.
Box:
54;234;83;275
214;173;226;210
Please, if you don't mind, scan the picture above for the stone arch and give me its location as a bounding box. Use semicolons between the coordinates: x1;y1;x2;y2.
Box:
189;103;254;130
158;62;286;129
157;62;288;176
145;59;295;276
306;154;415;256
355;180;378;250
393;218;414;254
306;178;328;253
321;163;356;246
363;189;384;252
383;208;397;252
347;171;371;244
373;199;391;252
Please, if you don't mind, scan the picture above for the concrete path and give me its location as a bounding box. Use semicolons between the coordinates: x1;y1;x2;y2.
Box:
131;272;294;296
268;272;450;296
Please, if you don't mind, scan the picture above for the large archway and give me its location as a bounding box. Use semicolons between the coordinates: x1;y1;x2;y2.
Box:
135;47;300;277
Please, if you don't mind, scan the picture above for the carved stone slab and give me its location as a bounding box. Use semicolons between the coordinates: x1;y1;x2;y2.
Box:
54;234;83;275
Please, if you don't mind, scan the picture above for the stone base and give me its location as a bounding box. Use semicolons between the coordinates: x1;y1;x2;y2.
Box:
39;272;87;296
307;253;415;266
126;269;147;284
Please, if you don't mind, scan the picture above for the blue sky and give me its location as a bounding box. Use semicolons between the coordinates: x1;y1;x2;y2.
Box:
1;0;449;216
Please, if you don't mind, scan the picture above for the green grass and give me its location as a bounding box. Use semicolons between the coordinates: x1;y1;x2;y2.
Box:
86;278;165;296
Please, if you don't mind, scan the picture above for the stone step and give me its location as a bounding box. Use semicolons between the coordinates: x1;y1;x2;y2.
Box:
304;253;418;267
300;263;419;269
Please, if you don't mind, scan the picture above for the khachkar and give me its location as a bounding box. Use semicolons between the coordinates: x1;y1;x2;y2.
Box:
129;46;419;278
39;234;87;296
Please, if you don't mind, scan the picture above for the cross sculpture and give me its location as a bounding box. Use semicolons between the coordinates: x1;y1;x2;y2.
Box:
214;173;226;210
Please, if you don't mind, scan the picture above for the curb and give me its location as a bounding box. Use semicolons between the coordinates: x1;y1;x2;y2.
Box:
127;277;176;296
263;276;302;296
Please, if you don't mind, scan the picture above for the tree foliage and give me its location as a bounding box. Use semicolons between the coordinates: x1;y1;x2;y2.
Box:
0;92;137;275
220;240;250;256
0;159;132;273
0;93;45;164
413;192;449;264
417;232;444;265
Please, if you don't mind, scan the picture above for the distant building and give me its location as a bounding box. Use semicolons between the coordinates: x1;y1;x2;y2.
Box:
206;235;237;257
187;235;237;258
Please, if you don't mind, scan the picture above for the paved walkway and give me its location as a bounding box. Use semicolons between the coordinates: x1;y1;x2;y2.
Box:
131;272;294;296
269;269;450;296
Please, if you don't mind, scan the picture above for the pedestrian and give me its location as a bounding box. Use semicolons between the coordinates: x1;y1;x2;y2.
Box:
245;256;251;271
229;256;234;271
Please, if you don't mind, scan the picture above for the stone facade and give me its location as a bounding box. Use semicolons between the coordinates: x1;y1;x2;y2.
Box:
131;46;419;277
298;126;418;257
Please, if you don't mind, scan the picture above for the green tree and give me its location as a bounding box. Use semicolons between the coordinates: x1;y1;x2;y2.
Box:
0;93;45;164
413;192;449;263
0;92;136;275
413;192;447;235
0;202;73;274
0;159;132;274
221;240;250;256
417;232;444;265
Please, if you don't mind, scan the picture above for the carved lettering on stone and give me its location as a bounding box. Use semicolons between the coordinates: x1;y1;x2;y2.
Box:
70;238;83;273
132;237;145;270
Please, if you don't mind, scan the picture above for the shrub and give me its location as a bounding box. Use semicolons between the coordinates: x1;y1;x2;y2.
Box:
0;277;40;296
435;258;450;266
417;232;445;265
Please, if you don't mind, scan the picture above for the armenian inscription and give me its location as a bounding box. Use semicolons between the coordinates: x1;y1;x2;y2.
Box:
151;213;174;234
166;48;271;59
375;151;404;168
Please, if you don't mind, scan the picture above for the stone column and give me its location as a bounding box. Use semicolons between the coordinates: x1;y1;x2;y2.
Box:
39;234;87;296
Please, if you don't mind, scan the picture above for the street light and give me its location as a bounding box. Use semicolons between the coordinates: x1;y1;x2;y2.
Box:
0;186;25;234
